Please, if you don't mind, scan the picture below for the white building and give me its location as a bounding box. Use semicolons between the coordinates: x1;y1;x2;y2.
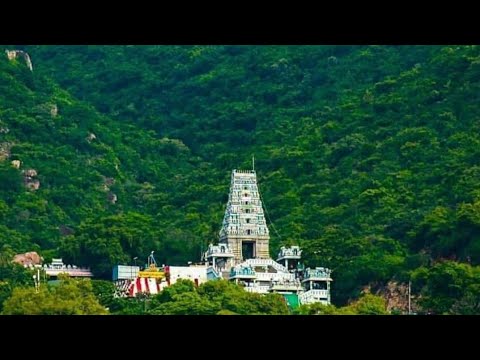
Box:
205;168;333;306
113;168;333;307
166;265;208;287
43;258;93;278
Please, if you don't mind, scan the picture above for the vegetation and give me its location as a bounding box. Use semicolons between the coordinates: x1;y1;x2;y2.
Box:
0;261;33;312
2;275;107;315
1;45;480;313
294;293;388;315
113;279;289;315
412;260;480;314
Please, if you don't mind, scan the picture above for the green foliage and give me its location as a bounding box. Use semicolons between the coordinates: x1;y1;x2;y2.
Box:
154;278;196;303
294;303;346;315
412;261;480;314
294;293;388;315
216;309;238;315
91;279;116;309
109;297;146;315
2;45;480;311
2;276;107;315
148;279;288;315
0;261;33;312
349;293;389;315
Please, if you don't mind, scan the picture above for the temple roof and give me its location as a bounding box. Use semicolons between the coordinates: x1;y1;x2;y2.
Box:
219;169;270;239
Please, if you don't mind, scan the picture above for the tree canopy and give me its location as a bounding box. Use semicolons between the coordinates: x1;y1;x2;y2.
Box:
1;45;480;311
2;275;107;315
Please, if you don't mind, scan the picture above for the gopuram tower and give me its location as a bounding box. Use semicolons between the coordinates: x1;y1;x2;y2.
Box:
219;169;270;264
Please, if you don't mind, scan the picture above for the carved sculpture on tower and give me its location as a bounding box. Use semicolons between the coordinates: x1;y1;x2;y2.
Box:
219;169;270;264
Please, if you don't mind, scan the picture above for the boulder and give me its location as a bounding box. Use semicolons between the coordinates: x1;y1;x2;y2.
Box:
23;169;38;177
13;251;42;267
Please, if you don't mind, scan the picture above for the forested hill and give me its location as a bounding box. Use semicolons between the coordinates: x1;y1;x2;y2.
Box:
0;51;218;276
2;45;480;308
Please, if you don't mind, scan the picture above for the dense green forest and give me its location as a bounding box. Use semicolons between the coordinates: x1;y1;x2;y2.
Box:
1;275;388;315
1;45;480;314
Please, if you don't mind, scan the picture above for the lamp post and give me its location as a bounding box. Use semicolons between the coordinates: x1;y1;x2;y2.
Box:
408;280;412;315
32;268;40;293
132;257;138;280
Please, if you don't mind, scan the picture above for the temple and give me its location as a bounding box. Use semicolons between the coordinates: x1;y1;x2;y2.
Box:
113;167;333;307
43;258;93;278
219;170;270;262
205;168;333;306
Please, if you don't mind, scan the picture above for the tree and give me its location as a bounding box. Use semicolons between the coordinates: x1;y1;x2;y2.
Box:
347;293;389;315
151;291;219;315
147;279;289;315
2;275;107;315
0;262;33;312
4;45;480;312
294;303;345;315
294;294;388;315
412;261;480;314
91;279;116;309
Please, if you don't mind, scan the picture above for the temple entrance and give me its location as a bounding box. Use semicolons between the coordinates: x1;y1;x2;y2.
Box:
242;241;255;260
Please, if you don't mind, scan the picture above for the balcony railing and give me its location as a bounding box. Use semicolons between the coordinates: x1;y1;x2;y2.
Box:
205;245;234;258
277;246;302;260
244;258;289;273
270;283;303;292
299;289;329;304
233;169;256;175
44;268;93;277
255;272;296;282
303;267;332;281
230;267;256;278
207;267;220;279
244;285;270;294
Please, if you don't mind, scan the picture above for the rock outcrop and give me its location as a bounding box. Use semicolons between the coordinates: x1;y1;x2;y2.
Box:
101;176;115;192
86;133;96;142
0;142;12;161
107;191;118;204
24;169;37;177
32;103;59;118
23;169;40;191
5;50;33;71
59;224;74;236
362;281;420;314
50;104;58;117
12;251;42;267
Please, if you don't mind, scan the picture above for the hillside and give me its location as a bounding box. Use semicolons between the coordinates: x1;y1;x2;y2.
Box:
2;45;480;310
0;52;215;277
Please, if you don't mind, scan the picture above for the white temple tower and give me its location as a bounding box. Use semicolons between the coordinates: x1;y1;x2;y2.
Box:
219;170;270;264
205;167;333;306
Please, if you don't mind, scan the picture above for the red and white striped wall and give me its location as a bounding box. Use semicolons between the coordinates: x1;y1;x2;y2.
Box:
128;277;164;297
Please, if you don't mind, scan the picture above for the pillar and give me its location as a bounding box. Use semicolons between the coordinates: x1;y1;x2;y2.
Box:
327;281;331;304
